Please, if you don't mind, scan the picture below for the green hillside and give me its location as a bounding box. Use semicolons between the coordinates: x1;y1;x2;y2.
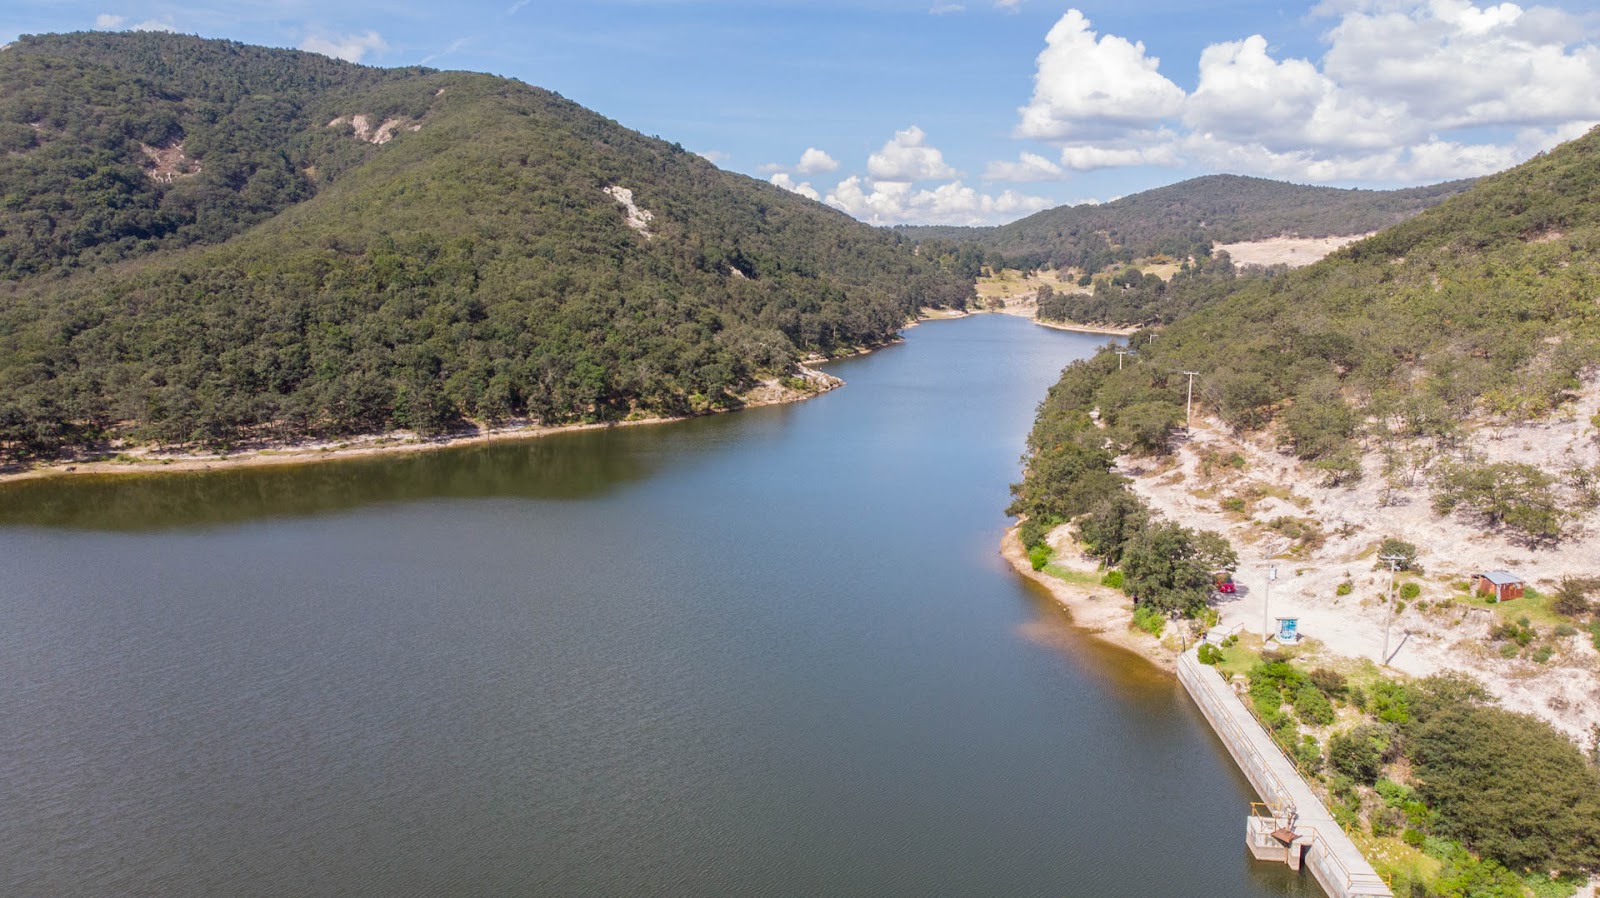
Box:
0;33;970;460
903;175;1472;272
1011;123;1600;556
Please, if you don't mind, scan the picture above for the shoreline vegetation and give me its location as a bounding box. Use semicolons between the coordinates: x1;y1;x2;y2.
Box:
0;310;1122;487
0;364;845;486
1000;525;1171;670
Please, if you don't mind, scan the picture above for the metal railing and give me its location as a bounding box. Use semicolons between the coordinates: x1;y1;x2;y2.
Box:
1182;653;1394;898
1179;654;1297;817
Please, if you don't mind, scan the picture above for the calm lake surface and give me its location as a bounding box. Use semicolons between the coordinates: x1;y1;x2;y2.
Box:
0;314;1319;897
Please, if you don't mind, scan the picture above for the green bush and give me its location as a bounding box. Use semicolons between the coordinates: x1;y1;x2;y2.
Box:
1132;603;1165;637
1399;582;1421;601
1335;580;1353;596
1402;828;1426;847
1293;683;1336;726
1100;569;1125;590
1028;545;1051;571
1327;724;1390;785
1371;680;1412;724
1197;643;1224;665
1309;667;1348;700
1532;644;1554;663
1295;735;1323;773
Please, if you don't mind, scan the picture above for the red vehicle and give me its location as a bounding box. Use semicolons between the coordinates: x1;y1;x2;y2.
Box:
1214;573;1236;594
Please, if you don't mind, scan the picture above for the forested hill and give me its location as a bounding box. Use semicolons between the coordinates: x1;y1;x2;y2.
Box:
1011;124;1600;552
0;33;970;460
901;175;1472;271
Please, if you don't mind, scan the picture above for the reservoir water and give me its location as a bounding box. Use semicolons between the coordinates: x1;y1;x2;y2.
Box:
0;314;1319;896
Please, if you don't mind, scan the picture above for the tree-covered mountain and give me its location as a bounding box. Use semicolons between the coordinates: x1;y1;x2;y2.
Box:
901;175;1473;272
0;33;971;460
1011;123;1600;554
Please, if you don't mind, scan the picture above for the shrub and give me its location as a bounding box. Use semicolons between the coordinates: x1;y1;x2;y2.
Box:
1552;576;1598;617
1490;619;1536;647
1100;569;1125;590
1295;736;1323;773
1028;545;1051;571
1402;828;1426;847
1554;623;1577;638
1335;580;1354;597
1294;683;1336;726
1328;725;1389;785
1399;582;1421;601
1220;496;1247;513
1371;680;1412;724
1309;668;1348;700
1532;645;1554;664
1197;643;1224;665
1132;603;1165;636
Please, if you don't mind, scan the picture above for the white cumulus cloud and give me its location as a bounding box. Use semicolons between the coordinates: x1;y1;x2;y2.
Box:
94;14;125;28
983;151;1066;181
1016;10;1186;142
796;147;840;175
770;173;821;201
1005;3;1600;185
301;30;388;63
867;126;958;181
825;176;1049;225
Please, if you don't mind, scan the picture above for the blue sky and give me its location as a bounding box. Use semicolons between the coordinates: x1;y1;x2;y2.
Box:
6;0;1600;225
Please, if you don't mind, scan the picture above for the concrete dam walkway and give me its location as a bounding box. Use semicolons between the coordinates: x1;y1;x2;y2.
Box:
1177;649;1393;898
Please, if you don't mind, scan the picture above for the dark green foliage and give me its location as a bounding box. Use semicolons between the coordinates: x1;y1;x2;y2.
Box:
1309;667;1348;700
1377;538;1424;573
1197;642;1224;664
1489;618;1537;648
0;34;972;459
1131;603;1165;636
1294;682;1336;726
1100;569;1125;590
1015;125;1600;496
1247;660;1309;718
1371;679;1413;725
1027;544;1050;571
898;174;1470;274
1551;576;1598;618
1328;724;1392;785
1400;582;1422;601
1122;521;1237;616
1410;704;1600;872
1432;461;1566;545
1036;252;1269;326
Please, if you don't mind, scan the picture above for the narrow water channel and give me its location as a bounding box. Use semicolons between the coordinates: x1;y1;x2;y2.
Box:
0;314;1320;896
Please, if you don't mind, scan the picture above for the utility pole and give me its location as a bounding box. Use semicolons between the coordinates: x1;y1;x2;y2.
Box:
1262;563;1278;641
1115;348;1137;370
1182;371;1200;434
1378;554;1406;665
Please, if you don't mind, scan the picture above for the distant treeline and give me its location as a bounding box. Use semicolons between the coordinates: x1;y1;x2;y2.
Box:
898;175;1472;274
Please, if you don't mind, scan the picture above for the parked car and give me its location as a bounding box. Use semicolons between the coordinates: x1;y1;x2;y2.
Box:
1213;573;1236;594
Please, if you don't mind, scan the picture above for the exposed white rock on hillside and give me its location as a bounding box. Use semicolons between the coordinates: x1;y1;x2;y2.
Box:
603;185;656;239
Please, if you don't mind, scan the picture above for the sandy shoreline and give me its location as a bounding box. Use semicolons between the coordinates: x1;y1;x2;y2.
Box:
999;526;1173;672
0;363;848;486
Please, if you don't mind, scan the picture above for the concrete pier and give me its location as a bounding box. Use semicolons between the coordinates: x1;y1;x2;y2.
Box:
1177;649;1393;898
